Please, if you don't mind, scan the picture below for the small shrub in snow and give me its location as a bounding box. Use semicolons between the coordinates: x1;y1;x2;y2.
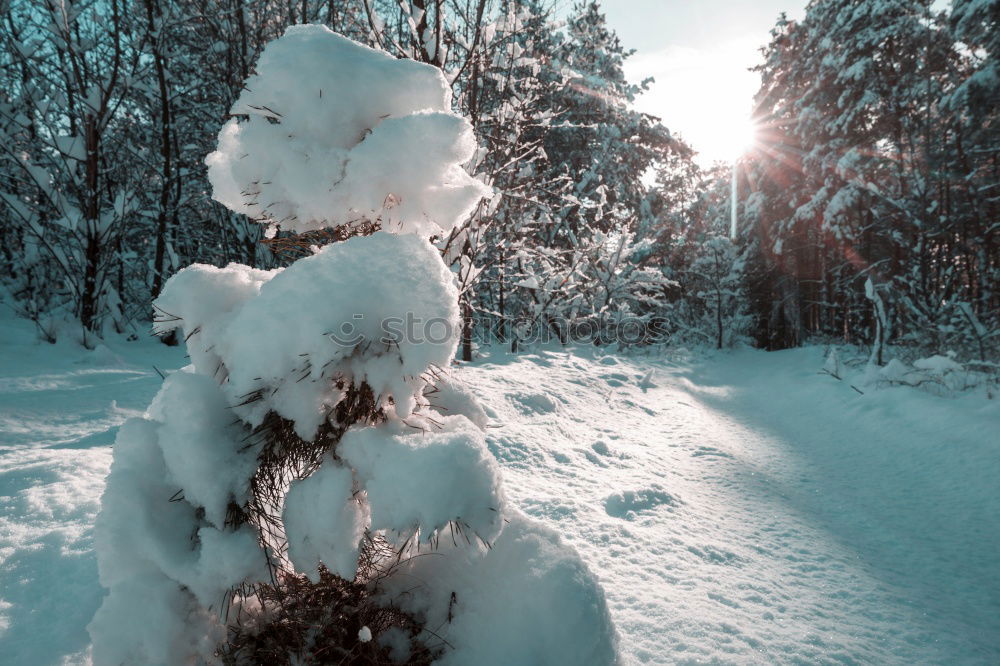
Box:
823;348;842;379
821;345;997;398
875;354;991;396
90;24;617;665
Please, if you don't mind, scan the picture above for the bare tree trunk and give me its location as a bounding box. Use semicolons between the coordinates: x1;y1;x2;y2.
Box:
461;298;473;362
716;286;723;350
145;0;173;301
80;115;101;332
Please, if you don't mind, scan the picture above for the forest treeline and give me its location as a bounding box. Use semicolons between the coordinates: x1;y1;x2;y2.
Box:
0;0;996;363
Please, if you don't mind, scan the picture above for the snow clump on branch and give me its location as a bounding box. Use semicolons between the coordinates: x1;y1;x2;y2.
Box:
206;25;490;237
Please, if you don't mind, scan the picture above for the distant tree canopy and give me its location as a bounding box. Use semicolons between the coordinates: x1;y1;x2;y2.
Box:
0;0;996;361
732;0;999;358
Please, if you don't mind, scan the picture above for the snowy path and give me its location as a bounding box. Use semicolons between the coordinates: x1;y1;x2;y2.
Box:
0;322;997;664
464;347;1000;665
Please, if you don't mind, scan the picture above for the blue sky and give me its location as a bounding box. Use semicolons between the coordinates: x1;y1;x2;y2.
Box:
595;0;807;165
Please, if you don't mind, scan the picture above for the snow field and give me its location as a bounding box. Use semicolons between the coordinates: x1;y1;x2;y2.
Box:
1;316;997;664
0;318;186;665
464;345;1000;664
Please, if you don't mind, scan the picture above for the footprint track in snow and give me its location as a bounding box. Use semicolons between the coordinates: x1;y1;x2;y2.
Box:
604;486;679;520
507;391;560;415
691;446;734;459
685;544;748;567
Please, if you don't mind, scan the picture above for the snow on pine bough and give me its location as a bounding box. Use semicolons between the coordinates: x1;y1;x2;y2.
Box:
88;24;618;666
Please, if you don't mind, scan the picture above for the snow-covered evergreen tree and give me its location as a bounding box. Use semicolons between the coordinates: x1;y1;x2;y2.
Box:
89;25;617;665
726;0;999;358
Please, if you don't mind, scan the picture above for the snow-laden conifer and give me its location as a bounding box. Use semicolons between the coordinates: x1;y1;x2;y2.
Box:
89;24;617;665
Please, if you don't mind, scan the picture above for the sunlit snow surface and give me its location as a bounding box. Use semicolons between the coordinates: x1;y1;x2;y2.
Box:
1;313;998;664
468;348;999;664
0;320;184;665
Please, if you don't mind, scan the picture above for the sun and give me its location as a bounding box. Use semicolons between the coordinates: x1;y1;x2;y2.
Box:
675;106;762;166
685;113;759;165
718;115;760;162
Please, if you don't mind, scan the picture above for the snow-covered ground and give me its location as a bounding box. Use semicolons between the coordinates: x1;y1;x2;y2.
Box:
469;346;999;664
0;319;185;665
1;315;998;664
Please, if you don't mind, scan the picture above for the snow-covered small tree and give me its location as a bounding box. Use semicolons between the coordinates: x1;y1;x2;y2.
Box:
90;25;617;665
864;276;891;367
696;235;750;350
